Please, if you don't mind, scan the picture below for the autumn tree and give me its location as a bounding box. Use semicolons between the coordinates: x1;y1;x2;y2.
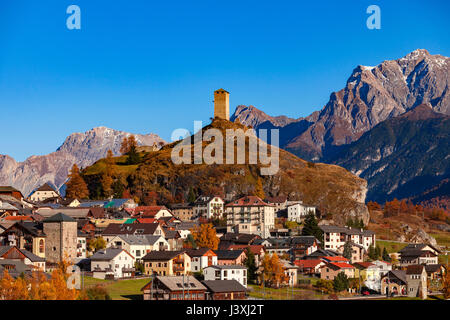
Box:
0;258;82;300
101;150;116;198
190;223;219;250
253;178;265;199
442;267;450;299
367;201;381;211
259;253;285;288
87;237;107;253
120;135;137;155
65;164;89;199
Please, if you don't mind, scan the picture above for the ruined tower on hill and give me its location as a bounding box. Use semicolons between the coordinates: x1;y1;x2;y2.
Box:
214;88;230;120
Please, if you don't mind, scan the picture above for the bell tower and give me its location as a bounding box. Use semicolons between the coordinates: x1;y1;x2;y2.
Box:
214;88;230;120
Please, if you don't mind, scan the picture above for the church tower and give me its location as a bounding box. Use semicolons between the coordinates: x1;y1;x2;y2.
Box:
214;88;230;120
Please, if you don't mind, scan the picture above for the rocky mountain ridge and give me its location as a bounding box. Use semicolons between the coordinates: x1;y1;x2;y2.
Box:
0;127;165;197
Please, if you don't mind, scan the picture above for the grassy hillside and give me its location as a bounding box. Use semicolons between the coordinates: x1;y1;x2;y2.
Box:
82;119;369;224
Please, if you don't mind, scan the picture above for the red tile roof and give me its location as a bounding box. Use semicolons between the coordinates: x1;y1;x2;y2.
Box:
136;218;156;224
329;262;354;269
225;196;274;207
322;256;349;262
132;206;167;218
4;216;33;221
228;245;265;255
294;259;323;268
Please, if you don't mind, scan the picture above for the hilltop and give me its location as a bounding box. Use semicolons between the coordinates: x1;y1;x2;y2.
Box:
82;119;370;226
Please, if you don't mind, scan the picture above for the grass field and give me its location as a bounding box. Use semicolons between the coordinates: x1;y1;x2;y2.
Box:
83;276;151;300
376;240;408;254
248;284;325;300
429;232;450;248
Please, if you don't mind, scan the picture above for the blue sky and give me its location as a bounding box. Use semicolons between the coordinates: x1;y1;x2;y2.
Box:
0;0;449;161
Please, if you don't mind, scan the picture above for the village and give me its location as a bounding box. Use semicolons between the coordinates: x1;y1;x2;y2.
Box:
0;183;447;300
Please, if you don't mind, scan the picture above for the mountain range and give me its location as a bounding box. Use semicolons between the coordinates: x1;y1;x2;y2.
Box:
231;49;450;203
0;127;164;197
0;49;448;206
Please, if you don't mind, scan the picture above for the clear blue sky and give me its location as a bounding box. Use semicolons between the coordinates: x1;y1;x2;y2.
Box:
0;0;449;161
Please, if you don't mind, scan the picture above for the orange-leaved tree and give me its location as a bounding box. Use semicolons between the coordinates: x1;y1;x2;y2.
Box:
190;223;219;250
65;164;89;199
259;253;285;288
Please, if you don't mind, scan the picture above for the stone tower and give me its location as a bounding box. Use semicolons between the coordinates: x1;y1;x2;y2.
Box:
214;88;230;120
43;213;78;264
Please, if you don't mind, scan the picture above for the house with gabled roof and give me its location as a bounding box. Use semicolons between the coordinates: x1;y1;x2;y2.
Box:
101;222;164;243
142;250;191;276
203;265;248;287
320;261;355;280
227;244;265;266
131;206;172;219
294;259;325;275
381;270;407;296
90;248;135;279
0;245;46;271
28;183;59;202
141;275;207;300
193;196;224;219
202;280;247;300
398;243;441;266
214;249;246;266
0;200;19;218
106;234;169;261
0;221;46;258
186;248;218;272
225;196;275;238
320;225;376;251
0;186;24;201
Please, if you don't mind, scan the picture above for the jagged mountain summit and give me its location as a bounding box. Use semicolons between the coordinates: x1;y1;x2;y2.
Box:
232;49;450;161
325;104;450;202
0;127;165;197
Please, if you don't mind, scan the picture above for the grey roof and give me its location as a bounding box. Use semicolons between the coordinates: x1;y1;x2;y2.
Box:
204;265;247;270
214;249;245;260
116;234;164;246
0;201;18;211
37;208;90;219
320;225;374;236
399;243;441;254
19;248;46;262
0;259;32;277
289;236;320;246
382;270;407;284
162;228;180;239
102;223;161;236
42;212;76;223
186;248;216;257
90;248;128;261
202;280;247;293
155;275;206;291
79;200;108;208
425;264;444;273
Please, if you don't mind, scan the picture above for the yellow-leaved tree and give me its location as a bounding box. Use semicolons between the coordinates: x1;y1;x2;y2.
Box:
190;223;219;250
259;253;285;288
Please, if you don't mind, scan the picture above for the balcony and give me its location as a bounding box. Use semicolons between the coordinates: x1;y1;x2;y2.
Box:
173;265;185;272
